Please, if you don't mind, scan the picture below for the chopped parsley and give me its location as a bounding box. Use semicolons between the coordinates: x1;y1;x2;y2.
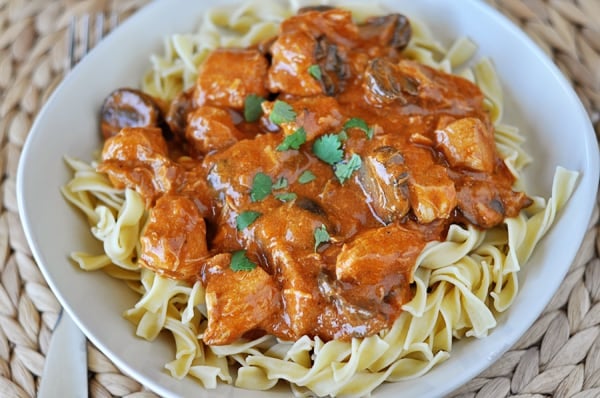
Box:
250;172;272;202
308;64;323;81
230;250;257;272
335;153;362;184
273;176;288;190
314;224;330;252
298;170;316;184
277;127;307;151
269;100;296;125
343;117;374;139
244;94;266;123
236;211;262;231
312;134;344;165
275;192;298;202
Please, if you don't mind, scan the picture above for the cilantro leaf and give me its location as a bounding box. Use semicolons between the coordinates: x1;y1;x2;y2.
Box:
335;153;362;184
314;224;330;252
236;211;262;231
269;100;296;126
275;192;297;202
244;94;266;123
250;172;272;202
344;117;374;139
298;170;316;184
277;127;307;151
273;176;288;190
308;64;322;81
230;250;257;272
312;134;344;165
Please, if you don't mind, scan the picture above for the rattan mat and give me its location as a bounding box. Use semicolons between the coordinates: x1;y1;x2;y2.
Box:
1;0;598;397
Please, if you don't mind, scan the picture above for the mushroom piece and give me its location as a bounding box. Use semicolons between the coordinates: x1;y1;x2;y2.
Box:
100;88;163;139
165;87;195;140
358;146;410;224
298;5;336;13
314;36;350;96
363;58;419;105
359;13;412;51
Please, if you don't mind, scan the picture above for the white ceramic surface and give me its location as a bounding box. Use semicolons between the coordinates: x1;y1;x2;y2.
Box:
17;0;599;397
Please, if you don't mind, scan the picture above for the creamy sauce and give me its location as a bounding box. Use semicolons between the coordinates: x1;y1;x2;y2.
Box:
97;9;530;345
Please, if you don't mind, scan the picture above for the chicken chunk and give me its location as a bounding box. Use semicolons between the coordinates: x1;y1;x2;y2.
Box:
202;253;281;345
267;29;323;96
268;9;355;96
404;148;457;223
194;48;269;109
98;127;181;205
185;106;243;155
251;203;329;337
139;194;209;281
435;117;495;173
330;224;424;319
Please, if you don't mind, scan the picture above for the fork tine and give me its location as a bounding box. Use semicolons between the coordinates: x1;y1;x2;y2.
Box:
67;16;76;71
95;13;105;45
81;14;90;60
66;12;120;74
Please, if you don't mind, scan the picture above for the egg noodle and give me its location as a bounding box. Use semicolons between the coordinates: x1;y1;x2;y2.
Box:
62;0;579;396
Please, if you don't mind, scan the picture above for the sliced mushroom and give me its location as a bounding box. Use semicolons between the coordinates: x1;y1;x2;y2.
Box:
359;13;412;50
363;58;419;105
358;146;410;224
100;88;163;139
165;87;195;140
298;5;335;13
313;36;350;96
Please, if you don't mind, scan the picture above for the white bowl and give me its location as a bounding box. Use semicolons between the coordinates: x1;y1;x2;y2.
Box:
17;0;599;397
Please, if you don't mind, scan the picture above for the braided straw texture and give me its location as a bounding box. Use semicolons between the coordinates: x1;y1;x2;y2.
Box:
0;0;598;397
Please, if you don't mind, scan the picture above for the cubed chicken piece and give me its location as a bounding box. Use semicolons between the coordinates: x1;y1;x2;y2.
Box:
268;9;356;96
185;106;243;155
395;60;485;112
358;146;410;224
251;203;329;337
202;253;280;345
333;224;424;314
193;48;269;109
262;96;343;141
454;175;531;229
139;194;209;281
435;117;495;173
267;29;323;96
404;148;457;223
98;127;181;205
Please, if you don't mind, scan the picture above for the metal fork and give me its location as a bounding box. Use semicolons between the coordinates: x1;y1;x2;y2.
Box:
67;12;119;70
38;12;118;398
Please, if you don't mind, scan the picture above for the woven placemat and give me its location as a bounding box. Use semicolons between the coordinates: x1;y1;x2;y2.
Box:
0;0;598;397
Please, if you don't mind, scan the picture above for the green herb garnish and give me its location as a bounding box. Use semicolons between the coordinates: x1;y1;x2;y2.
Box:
277;127;307;151
314;224;330;252
308;64;323;81
344;117;374;139
250;172;272;202
244;94;266;123
236;211;262;231
230;250;257;272
273;176;288;190
335;153;362;184
269;100;296;125
298;170;316;184
312;134;344;165
275;192;298;202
